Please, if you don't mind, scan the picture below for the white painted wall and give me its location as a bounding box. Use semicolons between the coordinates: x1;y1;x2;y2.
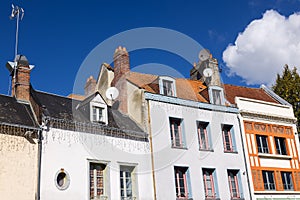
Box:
40;128;154;200
148;100;251;200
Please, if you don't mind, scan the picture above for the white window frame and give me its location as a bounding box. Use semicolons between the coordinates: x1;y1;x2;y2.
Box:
256;135;269;154
119;163;138;200
275;137;287;155
262;170;276;190
89;162;108;200
90;102;107;124
159;76;176;97
281;172;294;190
208;86;225;105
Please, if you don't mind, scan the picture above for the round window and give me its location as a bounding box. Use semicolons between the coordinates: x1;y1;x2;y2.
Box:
54;169;70;190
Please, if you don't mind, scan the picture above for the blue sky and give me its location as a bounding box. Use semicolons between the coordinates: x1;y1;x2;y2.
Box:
0;0;300;96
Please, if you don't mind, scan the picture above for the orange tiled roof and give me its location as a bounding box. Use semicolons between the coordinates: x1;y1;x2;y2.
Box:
224;84;278;104
126;72;208;103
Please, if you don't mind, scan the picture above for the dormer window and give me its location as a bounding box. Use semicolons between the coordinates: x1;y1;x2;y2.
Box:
212;89;221;105
208;86;224;105
92;106;104;122
159;76;176;97
163;80;174;96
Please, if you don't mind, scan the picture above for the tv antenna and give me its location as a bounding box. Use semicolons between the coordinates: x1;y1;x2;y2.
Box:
105;87;119;101
10;4;24;61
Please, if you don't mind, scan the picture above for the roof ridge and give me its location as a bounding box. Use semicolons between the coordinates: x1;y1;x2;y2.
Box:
35;89;73;100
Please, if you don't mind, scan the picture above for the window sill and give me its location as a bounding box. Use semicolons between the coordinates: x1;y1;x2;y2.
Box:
254;190;300;194
224;150;238;154
258;153;292;160
176;198;193;200
205;198;220;200
172;146;188;150
199;149;214;152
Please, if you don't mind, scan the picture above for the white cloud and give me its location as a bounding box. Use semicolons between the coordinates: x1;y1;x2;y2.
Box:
223;10;300;85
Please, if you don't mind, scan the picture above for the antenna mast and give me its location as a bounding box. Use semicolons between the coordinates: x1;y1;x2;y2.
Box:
10;4;24;73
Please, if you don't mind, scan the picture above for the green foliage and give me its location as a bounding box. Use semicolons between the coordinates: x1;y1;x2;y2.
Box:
272;65;300;131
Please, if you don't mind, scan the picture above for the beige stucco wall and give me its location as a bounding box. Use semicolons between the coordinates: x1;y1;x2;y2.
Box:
0;133;38;200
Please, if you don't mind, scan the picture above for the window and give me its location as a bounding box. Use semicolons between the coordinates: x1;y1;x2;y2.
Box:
203;168;217;198
159;76;176;97
92;106;104;123
54;169;70;190
275;137;287;155
90;163;106;199
197;122;210;150
120;165;135;200
262;171;276;190
222;125;235;152
256;135;269;154
212;89;221;105
170;118;185;148
228;170;241;199
281;172;294;190
163;80;174;96
174;167;189;199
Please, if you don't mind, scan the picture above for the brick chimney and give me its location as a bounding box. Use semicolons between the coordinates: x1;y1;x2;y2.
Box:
111;46;130;114
6;55;34;102
111;46;129;87
84;76;96;97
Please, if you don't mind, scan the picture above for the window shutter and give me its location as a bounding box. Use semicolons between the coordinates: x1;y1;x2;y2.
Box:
237;171;243;198
207;124;213;150
230;126;237;151
181;120;187;148
186;168;193;199
212;170;219;198
252;169;264;191
275;170;283;191
293;171;300;191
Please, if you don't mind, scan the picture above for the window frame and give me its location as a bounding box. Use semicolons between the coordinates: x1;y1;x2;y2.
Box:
89;162;107;200
120;168;133;199
202;168;217;198
275;137;287;155
159;76;177;97
174;166;189;199
169;117;185;148
222;125;235;152
227;170;241;199
281;171;294;190
197;122;211;151
119;163;137;200
208;86;225;105
262;170;276;190
256;135;270;154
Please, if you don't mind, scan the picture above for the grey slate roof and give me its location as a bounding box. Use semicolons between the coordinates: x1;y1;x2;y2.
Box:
32;90;144;135
0;94;38;128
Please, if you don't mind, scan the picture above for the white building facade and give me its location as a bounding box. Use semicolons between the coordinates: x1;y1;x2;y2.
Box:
146;93;251;200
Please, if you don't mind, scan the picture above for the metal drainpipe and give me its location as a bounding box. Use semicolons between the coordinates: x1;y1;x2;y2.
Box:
147;100;157;200
36;128;42;200
237;115;253;200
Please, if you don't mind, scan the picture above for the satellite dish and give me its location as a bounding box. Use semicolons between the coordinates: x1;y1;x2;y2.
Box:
105;87;119;101
203;68;213;77
198;49;210;61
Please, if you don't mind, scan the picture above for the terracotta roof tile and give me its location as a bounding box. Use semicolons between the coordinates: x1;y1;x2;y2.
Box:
224;84;278;104
126;72;208;103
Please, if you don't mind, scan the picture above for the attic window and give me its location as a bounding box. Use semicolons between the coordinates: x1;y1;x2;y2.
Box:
208;86;224;105
92;106;104;123
159;76;176;97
